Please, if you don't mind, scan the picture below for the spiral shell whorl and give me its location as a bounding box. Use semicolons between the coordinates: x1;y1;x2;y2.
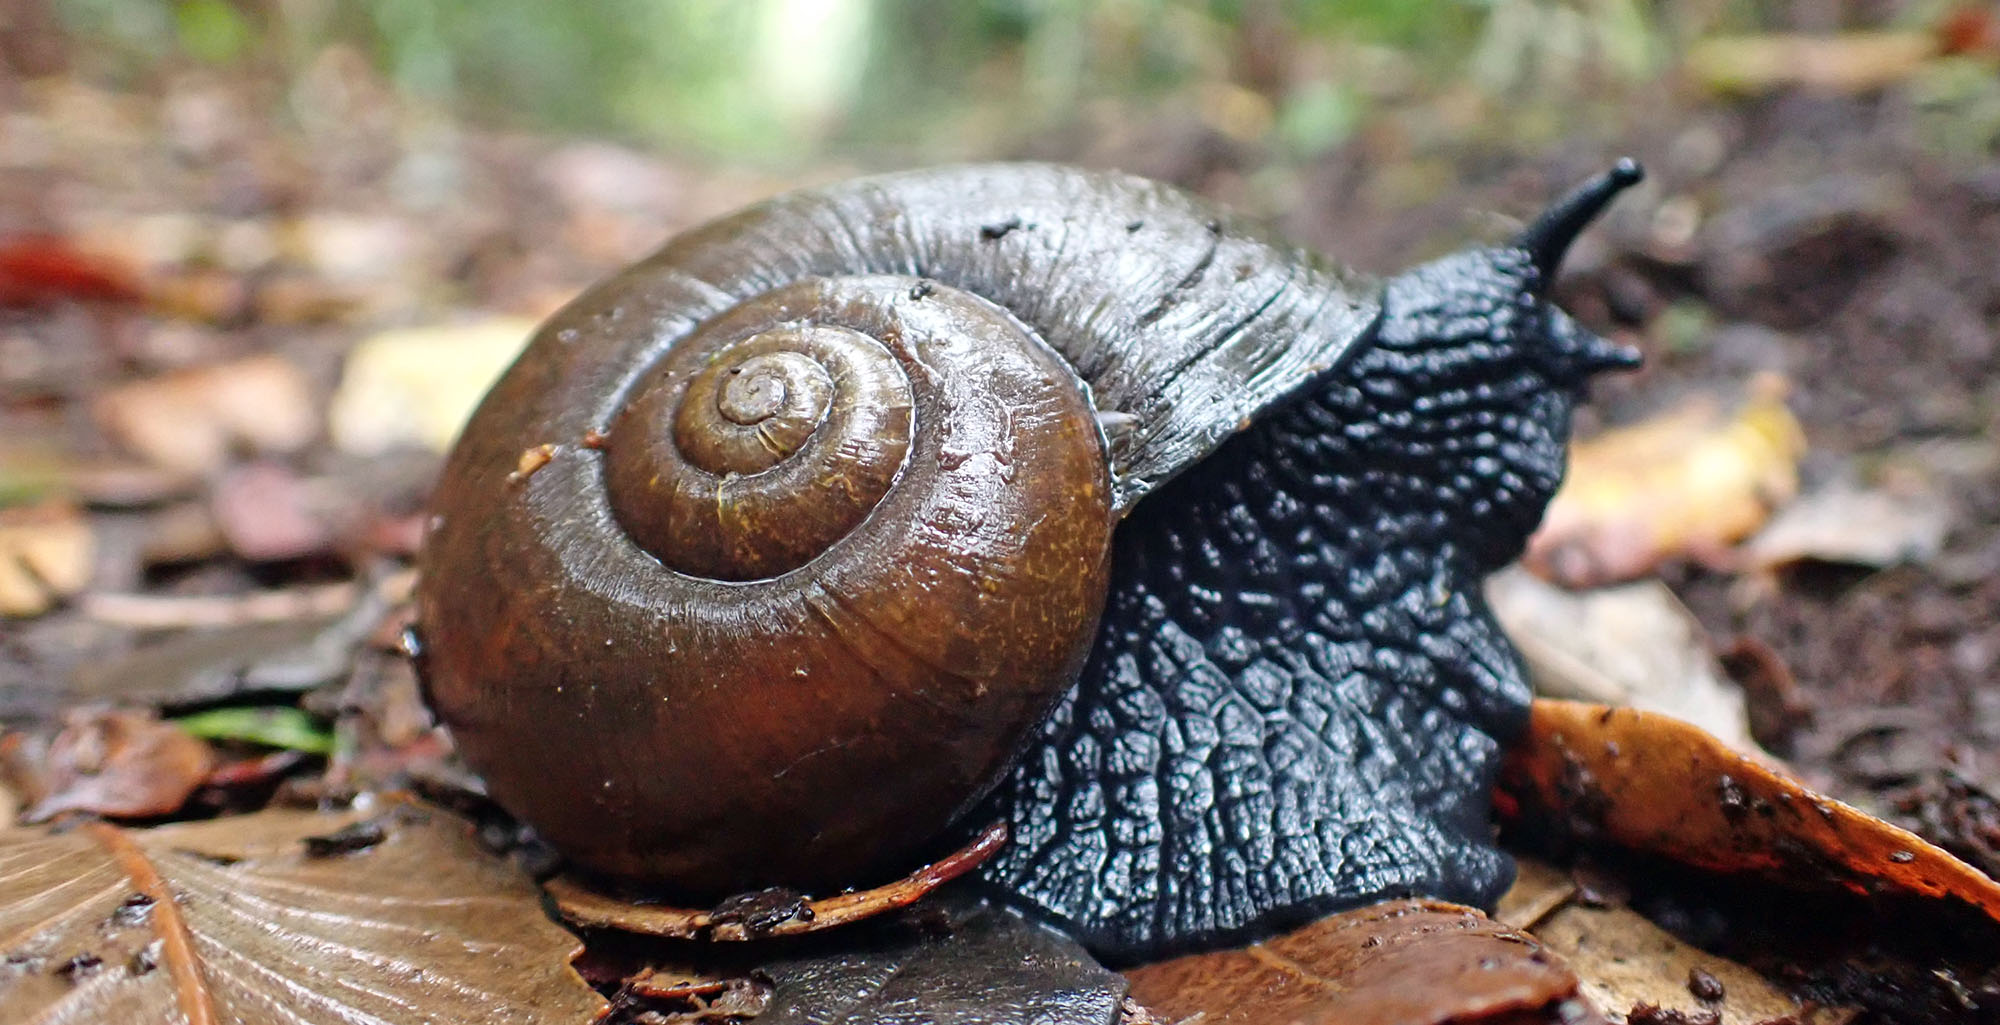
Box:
418;271;1116;896
606;306;915;581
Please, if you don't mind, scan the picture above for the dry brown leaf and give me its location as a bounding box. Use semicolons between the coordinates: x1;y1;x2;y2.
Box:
1525;374;1805;587
0;802;607;1025
1499;700;2000;924
1686;32;1937;96
0;501;94;618
4;708;215;822
1123;900;1598;1025
1488;567;1758;754
93;355;317;475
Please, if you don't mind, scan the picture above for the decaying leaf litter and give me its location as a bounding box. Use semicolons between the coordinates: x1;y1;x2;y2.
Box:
6;18;2000;1025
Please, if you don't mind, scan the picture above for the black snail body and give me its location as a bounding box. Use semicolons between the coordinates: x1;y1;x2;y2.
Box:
414;160;1643;961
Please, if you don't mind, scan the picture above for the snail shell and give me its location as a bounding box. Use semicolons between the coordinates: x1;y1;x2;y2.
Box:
416;165;1377;897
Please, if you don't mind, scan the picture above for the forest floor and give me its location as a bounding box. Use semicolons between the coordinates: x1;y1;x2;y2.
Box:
2;38;1998;1025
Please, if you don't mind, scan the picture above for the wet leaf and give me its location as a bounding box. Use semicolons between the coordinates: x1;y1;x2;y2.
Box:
1488;567;1758;754
1124;899;1596;1024
328;319;537;456
753;896;1125;1025
0;802;607;1025
1497;859;1846;1025
1499;700;2000;924
173;707;334;756
93;355;318;476
1529;892;1842;1025
2;709;214;822
1524;375;1805;588
0;501;94;618
1741;483;1950;572
66;581;386;706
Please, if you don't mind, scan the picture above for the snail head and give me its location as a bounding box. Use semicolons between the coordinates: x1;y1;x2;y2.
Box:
1359;159;1644;567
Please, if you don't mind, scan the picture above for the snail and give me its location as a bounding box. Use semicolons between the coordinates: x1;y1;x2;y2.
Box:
413;160;1644;960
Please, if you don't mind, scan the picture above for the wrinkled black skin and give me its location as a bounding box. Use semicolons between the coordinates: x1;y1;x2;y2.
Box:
976;246;1629;961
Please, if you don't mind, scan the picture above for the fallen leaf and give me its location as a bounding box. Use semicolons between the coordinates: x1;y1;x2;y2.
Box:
550;821;1007;940
1494;858;1579;931
280;214;421;285
1499;700;2000;924
328;319;536;456
93;355;317;475
0;447;198;509
67;578;394;706
1685;32;1937;96
1532;896;1841;1025
0;772;15;831
1741;483;1950;572
1124;899;1597;1024
1525;374;1805;588
0;802;607;1025
1488;567;1759;754
1939;6;2000;56
210;461;340;562
1497;858;1850;1025
4;708;216;822
0;235;143;307
755;896;1126;1025
0;501;94;617
621;972;771;1023
78;584;360;631
173;707;334;756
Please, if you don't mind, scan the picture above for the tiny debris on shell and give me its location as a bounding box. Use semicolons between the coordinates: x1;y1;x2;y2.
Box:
508;444;556;484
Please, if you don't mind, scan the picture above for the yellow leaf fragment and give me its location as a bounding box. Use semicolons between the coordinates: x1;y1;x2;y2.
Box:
328;318;536;455
1526;374;1805;587
0;501;94;617
1687;31;1937;96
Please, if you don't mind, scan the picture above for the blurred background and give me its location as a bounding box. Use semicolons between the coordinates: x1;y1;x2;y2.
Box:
3;0;2000;888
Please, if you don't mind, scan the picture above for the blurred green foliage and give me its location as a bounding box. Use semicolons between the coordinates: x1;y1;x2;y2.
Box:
44;0;1813;164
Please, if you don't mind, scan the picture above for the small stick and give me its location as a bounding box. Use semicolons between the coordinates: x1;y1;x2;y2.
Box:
549;820;1008;940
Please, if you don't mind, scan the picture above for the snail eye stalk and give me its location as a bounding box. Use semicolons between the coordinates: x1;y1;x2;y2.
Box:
1515;158;1644;285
